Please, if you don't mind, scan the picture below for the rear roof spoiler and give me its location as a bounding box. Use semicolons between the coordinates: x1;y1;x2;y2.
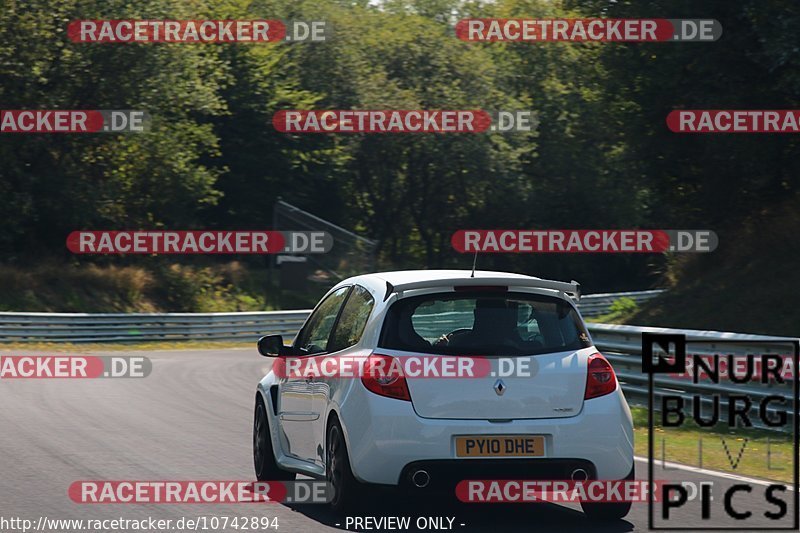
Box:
383;277;581;302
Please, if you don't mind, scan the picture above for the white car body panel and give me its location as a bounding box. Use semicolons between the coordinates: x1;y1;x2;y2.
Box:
256;270;634;485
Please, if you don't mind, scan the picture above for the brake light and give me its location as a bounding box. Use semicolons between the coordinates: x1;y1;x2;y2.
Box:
453;285;508;292
584;353;617;400
361;354;411;401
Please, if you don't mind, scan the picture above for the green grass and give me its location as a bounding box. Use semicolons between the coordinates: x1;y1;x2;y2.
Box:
585;296;641;324
631;406;794;483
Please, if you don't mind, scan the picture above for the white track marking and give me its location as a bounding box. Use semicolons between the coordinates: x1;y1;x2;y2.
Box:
634;455;795;489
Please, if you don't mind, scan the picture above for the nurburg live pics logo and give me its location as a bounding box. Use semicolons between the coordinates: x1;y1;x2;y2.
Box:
643;332;800;530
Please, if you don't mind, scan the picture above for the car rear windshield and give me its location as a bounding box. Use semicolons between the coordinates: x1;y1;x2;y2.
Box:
379;291;592;356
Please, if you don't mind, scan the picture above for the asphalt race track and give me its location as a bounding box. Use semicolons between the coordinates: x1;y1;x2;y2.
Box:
0;348;795;532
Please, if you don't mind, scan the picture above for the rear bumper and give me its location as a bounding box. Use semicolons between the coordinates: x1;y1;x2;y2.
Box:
340;385;634;485
400;458;596;492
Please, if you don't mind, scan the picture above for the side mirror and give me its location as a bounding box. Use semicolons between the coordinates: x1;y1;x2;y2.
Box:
258;335;286;357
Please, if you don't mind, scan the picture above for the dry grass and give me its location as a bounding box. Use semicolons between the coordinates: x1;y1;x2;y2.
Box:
0;261;272;313
627;200;800;336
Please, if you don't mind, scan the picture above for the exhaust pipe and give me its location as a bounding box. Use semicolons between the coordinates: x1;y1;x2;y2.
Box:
411;469;431;488
571;468;589;482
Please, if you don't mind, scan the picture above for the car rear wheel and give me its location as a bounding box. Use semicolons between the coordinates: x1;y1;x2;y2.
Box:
254;397;295;482
327;419;362;513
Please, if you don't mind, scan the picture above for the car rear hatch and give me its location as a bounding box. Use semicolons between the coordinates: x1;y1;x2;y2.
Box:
377;287;593;420
379;348;588;419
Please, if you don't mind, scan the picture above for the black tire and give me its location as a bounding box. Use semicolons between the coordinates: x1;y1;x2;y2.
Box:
327;418;362;513
580;467;634;521
254;397;296;482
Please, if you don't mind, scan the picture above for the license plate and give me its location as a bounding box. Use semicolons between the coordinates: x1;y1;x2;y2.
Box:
455;435;545;457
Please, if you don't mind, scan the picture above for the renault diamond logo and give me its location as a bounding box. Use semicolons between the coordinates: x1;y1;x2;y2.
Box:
494;379;506;396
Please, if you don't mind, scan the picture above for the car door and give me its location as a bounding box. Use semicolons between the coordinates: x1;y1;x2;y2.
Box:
311;284;375;467
279;286;350;463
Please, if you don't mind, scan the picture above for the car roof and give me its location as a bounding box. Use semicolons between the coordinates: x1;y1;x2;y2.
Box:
369;269;541;285
334;270;579;301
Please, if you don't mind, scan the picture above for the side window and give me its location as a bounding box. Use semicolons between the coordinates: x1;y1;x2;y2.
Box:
295;287;350;354
329;285;375;352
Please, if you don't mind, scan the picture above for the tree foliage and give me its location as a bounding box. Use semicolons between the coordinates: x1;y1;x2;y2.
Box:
0;0;796;290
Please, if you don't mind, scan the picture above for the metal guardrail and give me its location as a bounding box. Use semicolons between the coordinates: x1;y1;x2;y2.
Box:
0;311;311;343
0;293;795;431
0;290;661;343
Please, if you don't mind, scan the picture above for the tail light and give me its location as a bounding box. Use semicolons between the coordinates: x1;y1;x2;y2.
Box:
584;353;617;400
361;354;411;401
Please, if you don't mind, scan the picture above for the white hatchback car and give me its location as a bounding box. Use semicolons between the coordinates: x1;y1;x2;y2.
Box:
253;270;634;519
